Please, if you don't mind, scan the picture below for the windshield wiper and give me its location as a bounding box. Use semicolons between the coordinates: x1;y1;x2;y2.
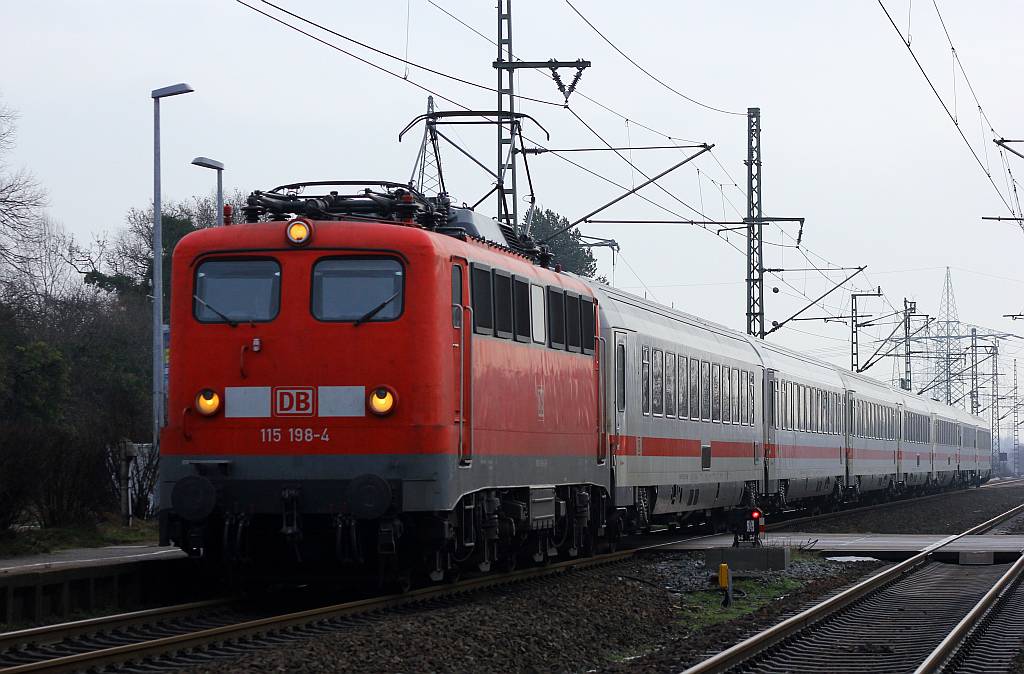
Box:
353;290;401;327
193;294;238;327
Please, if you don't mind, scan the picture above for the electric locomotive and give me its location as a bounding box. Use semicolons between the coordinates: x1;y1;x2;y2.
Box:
159;182;608;584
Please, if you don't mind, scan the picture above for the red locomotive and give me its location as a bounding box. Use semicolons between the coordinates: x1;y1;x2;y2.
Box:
159;180;991;585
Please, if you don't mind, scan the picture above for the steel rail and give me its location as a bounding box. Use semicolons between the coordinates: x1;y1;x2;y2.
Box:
0;598;232;653
914;550;1024;674
0;550;633;674
679;501;1024;674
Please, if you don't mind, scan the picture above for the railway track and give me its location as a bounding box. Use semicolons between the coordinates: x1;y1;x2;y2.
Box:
682;502;1024;674
3;480;1021;673
0;549;636;673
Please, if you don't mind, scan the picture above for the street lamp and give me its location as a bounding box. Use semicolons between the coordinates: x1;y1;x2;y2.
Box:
152;82;193;454
191;157;225;226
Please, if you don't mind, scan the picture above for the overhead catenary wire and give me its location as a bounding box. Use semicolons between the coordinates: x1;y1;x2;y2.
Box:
563;0;745;117
877;0;1015;215
252;0;564;108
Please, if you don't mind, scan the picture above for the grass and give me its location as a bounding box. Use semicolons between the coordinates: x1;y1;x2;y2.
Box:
675;575;805;631
0;517;159;559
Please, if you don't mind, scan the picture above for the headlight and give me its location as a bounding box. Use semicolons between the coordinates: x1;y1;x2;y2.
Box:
368;387;396;416
195;389;221;416
286;218;313;245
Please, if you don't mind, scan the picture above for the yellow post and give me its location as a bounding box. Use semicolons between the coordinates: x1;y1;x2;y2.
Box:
718;563;729;589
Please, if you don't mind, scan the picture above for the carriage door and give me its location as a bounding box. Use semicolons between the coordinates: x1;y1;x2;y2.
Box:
844;391;855;485
612;332;628;458
451;259;472;465
762;369;776;487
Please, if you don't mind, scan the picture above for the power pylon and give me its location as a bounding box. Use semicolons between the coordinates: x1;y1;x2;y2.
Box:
409;96;445;197
934;267;965;406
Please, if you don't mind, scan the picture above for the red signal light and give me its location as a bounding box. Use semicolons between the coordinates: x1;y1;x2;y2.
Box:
751;509;762;520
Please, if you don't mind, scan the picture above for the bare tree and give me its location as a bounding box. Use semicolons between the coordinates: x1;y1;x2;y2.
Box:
0;99;46;268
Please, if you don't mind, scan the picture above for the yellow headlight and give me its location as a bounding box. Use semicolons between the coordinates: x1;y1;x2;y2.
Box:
368;387;395;416
195;389;221;416
286;219;312;245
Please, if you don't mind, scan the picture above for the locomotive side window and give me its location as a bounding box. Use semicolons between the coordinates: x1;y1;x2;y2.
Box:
194;258;281;324
565;293;582;353
470;264;493;335
678;357;689;419
493;270;513;339
547;287;566;349
530;285;546;344
512;277;530;342
311;257;405;323
615;343;626;413
581;298;595;355
651;349;664;416
452;265;463;328
665;353;676;417
641;346;651;415
689;358;700;420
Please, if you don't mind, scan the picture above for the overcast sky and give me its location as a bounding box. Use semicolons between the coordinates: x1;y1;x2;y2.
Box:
3;0;1024;385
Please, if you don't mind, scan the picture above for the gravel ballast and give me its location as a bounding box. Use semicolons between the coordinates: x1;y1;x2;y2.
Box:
183;554;880;674
776;483;1024;535
178;485;1024;673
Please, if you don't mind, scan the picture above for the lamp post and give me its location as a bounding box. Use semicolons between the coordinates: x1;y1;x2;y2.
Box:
191;157;225;225
152;83;193;455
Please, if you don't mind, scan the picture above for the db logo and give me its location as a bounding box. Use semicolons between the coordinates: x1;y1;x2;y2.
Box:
273;387;315;416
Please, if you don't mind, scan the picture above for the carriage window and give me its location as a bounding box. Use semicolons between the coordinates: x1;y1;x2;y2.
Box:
311;257;404;323
195;258;281;324
581;298;596;355
678;357;688;419
701;444;711;470
700;361;711;421
615;343;626;413
652;349;664;416
732;368;740;425
665;353;676;417
531;285;545;344
641;346;651;415
513;277;530;342
711;364;721;422
493;271;513;339
749;370;757;422
689;358;700;420
470;264;493;334
566;294;582;352
722;366;731;424
547;287;565;349
781;381;788;430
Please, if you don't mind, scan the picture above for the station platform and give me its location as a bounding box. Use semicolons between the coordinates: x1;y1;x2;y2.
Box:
0;544;184;578
659;532;1024;559
0;545;190;625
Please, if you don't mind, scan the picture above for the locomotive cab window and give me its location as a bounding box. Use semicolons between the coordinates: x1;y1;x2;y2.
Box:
451;265;463;327
194;258;281;323
312;258;404;323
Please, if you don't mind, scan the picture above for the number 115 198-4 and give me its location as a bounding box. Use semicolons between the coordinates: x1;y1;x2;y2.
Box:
259;428;331;443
